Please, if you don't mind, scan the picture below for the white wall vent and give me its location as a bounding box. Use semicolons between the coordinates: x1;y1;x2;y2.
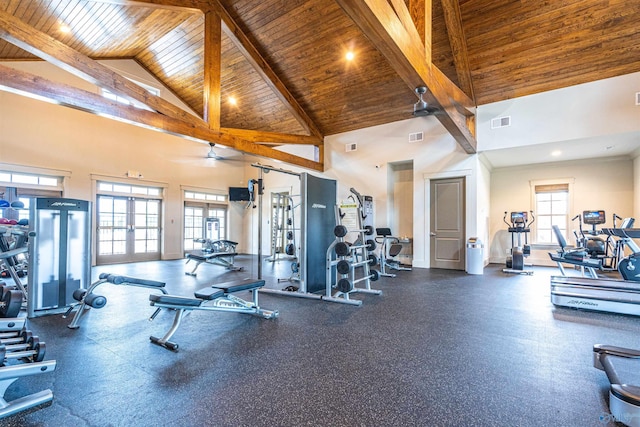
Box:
491;116;511;129
345;143;357;152
636;92;640;105
408;131;424;143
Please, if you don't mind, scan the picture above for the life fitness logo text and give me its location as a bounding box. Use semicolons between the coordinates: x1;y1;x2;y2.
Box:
50;202;78;207
311;203;326;209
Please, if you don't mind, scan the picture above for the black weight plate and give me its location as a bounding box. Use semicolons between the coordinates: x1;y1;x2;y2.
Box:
365;239;376;252
333;225;348;238
285;243;295;256
368;254;378;266
336;260;351;275
364;225;374;236
1;290;22;318
370;269;380;282
335;242;350;257
337;278;353;293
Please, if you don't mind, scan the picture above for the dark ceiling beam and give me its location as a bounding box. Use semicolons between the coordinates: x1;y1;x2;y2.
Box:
336;0;476;153
0;64;323;171
203;11;222;129
441;0;476;103
0;9;205;128
209;0;324;140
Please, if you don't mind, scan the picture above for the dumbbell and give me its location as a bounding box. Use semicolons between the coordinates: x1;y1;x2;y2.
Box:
0;284;23;318
0;328;33;346
0;336;46;364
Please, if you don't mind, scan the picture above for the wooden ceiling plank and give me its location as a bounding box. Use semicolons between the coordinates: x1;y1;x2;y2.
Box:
203;10;221;129
440;0;475;103
0;63;323;171
335;0;476;153
210;0;324;140
0;9;206;127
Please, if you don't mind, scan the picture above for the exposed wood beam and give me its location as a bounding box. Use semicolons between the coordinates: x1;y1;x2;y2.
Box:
203;11;221;129
388;0;424;52
336;0;476;153
441;0;475;102
408;0;432;64
0;10;205;128
209;0;324;140
221;129;322;145
0;64;323;171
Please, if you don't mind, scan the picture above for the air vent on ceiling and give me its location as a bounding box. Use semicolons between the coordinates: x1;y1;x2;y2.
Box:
408;131;424;143
345;142;357;152
636;92;640;105
491;116;511;129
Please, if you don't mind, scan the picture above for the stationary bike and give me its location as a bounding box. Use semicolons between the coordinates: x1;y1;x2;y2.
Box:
503;211;535;275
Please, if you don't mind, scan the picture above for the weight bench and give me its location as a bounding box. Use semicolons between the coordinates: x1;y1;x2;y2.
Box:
594;344;640;426
149;278;278;351
64;273;167;329
549;225;602;278
185;240;242;276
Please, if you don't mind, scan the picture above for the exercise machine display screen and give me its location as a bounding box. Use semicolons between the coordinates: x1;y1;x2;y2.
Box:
511;212;527;224
583;210;605;225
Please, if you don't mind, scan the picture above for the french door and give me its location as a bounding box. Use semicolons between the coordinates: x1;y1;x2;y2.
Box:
97;195;161;264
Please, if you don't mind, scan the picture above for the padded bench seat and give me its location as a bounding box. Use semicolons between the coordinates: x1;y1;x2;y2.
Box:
212;278;265;293
186;251;237;262
549;253;602;268
149;294;204;307
194;287;225;300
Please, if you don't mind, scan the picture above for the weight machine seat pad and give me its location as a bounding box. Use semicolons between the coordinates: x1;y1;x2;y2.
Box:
548;253;602;268
149;294;203;307
212;278;265;294
194;288;225;300
186;251;238;262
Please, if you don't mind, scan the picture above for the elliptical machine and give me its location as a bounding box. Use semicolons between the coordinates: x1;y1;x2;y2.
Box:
503;211;535;275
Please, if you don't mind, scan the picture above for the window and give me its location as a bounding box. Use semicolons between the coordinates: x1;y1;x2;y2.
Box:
183;190;228;253
534;184;569;244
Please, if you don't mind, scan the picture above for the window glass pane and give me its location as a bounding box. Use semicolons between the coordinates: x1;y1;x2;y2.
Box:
537;200;551;215
536;193;551;202
98;183;112;192
0;173;10;182
39;177;58;186
113;184;131;193
131;186;148;195
12;174;38;184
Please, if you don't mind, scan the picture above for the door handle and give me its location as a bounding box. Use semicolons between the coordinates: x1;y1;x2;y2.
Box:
430;232;437;237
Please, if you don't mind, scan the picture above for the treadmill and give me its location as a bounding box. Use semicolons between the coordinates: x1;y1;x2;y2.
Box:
594;344;640;426
550;227;640;316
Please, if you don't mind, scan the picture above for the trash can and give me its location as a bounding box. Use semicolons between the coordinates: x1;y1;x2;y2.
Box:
466;238;484;275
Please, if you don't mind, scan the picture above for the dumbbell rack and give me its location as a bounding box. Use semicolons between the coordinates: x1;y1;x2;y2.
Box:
324;205;382;305
0;287;56;419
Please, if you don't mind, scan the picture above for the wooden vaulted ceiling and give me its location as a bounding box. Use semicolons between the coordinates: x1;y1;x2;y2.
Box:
0;0;638;171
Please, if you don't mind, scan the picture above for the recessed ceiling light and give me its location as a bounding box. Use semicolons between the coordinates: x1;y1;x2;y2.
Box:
345;51;355;61
59;24;71;33
551;150;562;157
228;96;237;106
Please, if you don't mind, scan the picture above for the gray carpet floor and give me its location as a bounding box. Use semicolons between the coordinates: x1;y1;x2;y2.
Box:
2;257;638;426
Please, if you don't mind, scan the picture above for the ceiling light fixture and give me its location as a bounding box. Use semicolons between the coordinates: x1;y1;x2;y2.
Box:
228;96;237;106
551;150;562;157
345;51;355;61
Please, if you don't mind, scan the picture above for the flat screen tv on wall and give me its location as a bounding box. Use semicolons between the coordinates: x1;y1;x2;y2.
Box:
229;187;251;201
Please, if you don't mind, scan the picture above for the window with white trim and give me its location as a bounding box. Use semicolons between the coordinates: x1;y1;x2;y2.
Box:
534;184;569;244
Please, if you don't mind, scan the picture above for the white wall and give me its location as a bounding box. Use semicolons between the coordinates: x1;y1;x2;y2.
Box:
489;157;634;266
477;71;640;150
0;61;249;259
